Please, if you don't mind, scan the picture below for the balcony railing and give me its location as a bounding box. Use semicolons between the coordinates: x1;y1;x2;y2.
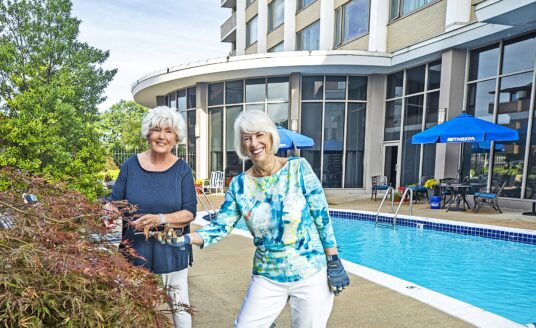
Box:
220;11;236;41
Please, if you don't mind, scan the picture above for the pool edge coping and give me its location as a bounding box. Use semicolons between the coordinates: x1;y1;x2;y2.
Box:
194;211;526;328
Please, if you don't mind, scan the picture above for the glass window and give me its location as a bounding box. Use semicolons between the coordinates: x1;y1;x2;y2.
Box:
246;15;258;47
177;89;186;111
422;92;439;177
246;103;265;111
226;80;244;104
492;72;532;199
208;83;224;106
267;103;289;128
209;107;223;172
466;79;496;120
526;109;536;200
226;106;243;178
348;76;367;100
386;71;404;99
247;0;255;6
302;76;323;100
428;60;441;90
169;92;176;108
297;0;316;11
325;76;346;100
334;0;370;46
401;95;424;186
345;103;366;188
468;44;499;81
390;0;435;19
187;110;196;169
268;0;284;32
268;42;284;52
389;0;399;20
187;87;196;109
502;34;536;75
296;20;320;51
405;65;426;95
245;78;265;103
323;103;345;188
300;102;322;179
267;77;289;102
384;99;402;141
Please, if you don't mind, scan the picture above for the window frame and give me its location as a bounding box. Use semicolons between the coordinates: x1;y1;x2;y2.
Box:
268;0;284;32
389;0;440;22
296;0;317;12
296;20;320;51
246;15;259;48
334;0;370;47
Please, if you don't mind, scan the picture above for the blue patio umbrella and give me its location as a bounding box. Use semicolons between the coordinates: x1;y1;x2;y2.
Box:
412;113;519;144
412;113;519;180
471;141;505;153
277;126;314;151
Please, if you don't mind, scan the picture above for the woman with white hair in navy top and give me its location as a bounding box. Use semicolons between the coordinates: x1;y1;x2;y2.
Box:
107;106;196;328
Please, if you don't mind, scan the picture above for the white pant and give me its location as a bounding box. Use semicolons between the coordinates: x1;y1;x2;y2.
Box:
161;269;192;328
235;269;334;328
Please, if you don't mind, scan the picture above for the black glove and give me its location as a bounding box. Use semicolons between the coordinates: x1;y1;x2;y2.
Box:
326;254;350;295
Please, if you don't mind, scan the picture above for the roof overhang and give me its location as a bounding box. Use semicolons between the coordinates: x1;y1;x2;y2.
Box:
475;0;536;28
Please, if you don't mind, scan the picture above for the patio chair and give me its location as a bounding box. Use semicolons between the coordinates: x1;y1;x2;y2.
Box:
473;180;507;213
408;176;432;202
371;175;390;201
202;171;225;194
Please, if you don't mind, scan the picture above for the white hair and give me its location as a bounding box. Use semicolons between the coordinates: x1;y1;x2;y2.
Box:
141;106;186;143
234;110;280;160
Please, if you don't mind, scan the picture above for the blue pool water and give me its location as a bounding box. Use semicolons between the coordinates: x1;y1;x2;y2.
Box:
233;216;536;324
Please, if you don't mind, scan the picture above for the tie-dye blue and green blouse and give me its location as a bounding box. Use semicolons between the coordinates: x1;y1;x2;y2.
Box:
196;157;337;283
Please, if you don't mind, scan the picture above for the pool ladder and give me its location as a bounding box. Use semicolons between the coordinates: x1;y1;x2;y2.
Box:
375;187;413;226
196;186;217;218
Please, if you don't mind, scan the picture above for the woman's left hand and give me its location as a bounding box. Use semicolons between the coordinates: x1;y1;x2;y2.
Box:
132;214;159;231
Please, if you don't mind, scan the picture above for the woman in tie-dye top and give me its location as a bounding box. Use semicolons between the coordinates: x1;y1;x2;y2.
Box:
175;110;350;327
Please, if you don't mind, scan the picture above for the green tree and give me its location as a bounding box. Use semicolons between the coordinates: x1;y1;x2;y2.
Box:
0;0;116;199
100;100;148;154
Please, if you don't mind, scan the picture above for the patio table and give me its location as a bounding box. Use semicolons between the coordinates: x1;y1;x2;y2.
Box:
440;183;471;212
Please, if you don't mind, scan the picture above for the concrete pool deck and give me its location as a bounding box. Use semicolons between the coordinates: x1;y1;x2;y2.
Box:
188;193;535;327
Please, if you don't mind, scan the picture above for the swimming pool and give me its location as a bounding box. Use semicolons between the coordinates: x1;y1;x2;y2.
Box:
226;211;536;326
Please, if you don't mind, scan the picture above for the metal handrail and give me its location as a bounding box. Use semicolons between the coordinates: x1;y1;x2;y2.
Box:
196;187;217;218
393;188;414;226
375;187;395;224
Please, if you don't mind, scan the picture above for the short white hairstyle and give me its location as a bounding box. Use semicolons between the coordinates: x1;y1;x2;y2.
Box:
234;110;280;160
141;106;186;143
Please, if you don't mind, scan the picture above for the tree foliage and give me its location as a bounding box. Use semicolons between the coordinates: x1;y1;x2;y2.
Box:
100;100;148;154
0;168;195;326
0;0;116;199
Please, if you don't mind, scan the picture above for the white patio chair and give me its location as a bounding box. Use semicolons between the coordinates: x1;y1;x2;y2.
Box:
202;171;225;194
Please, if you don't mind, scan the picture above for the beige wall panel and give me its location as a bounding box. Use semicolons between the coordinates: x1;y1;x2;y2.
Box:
246;0;258;22
470;0;483;22
245;42;258;54
334;0;351;9
386;0;446;52
296;0;320;32
337;34;369;50
267;24;285;49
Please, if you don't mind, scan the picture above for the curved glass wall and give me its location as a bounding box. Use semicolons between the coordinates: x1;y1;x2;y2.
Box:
465;33;536;199
166;86;196;170
301;75;368;188
208;77;290;181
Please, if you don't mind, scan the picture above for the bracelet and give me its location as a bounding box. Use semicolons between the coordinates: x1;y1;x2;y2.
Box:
159;213;166;225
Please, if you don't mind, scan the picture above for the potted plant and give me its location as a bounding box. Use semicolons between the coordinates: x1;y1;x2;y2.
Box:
393;191;403;202
424;178;440;197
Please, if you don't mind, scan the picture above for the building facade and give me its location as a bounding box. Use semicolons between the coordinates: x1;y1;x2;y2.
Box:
132;0;536;207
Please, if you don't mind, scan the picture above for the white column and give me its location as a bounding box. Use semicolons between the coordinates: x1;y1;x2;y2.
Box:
368;0;388;52
195;83;209;180
257;0;268;52
236;0;246;55
319;0;334;50
445;0;471;32
284;0;296;51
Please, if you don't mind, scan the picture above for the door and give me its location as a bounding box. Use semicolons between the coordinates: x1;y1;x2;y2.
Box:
384;145;398;188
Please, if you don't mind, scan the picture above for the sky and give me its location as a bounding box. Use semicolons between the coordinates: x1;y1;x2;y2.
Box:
72;0;230;111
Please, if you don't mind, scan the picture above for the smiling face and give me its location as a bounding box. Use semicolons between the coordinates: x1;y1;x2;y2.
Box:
241;131;273;162
147;125;177;154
